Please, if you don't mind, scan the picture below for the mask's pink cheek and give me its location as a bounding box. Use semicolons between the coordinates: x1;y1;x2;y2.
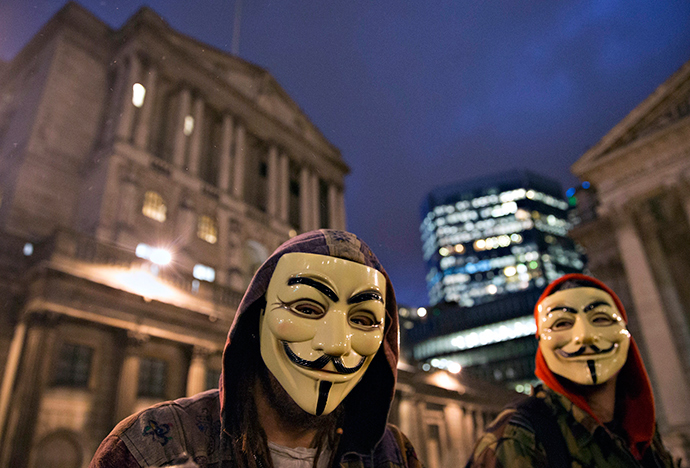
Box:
351;330;384;357
267;309;316;342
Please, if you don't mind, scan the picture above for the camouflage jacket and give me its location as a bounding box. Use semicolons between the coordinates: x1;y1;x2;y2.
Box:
466;386;677;468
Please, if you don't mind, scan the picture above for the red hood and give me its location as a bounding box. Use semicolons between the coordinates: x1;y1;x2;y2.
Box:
534;273;655;459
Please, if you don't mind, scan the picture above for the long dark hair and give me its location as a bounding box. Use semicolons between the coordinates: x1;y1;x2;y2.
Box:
222;299;343;468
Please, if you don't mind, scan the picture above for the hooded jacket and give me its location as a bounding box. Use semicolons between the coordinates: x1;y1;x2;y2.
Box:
534;273;656;460
90;230;420;468
466;273;674;468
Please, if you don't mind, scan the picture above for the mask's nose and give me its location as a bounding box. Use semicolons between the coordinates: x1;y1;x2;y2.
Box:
312;310;352;356
572;316;599;346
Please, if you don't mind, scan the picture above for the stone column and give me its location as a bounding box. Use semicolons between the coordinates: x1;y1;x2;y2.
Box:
337;189;347;230
311;173;320;230
133;64;158;150
172;88;192;169
443;403;465;465
328;184;339;230
116;54;142;142
267;145;279;218
637;205;690;374
103;62;127;145
216;209;229;285
232;123;246;200
1;313;58;468
118;174;138;228
187;97;205;176
613;206;690;429
176;199;197;247
186;347;210;397
278;153;289;223
115;332;148;423
218;114;234;192
0;321;26;444
299;166;312;232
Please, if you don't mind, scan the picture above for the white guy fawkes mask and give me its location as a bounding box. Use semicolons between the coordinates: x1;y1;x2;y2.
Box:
537;287;631;386
260;252;386;415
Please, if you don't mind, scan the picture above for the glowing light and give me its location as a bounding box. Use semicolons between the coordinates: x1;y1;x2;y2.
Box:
422;363;431;371
288;229;297;238
417;307;427;318
399;307;409;317
566;187;576;198
454;244;465;253
23;243;34;256
439;247;450;256
447;362;461;374
504;266;517;277
183;115;195;135
193;264;216;282
474;239;486;250
149;248;172;266
135;243;172;266
132;83;146;107
487;284;498;294
582;181;590;189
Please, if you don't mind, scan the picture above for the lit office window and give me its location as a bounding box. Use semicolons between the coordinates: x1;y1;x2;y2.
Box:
53;343;93;388
193;264;216;282
138;357;167;398
197;215;218;244
132;83;146;108
183;115;195;136
142;191;167;222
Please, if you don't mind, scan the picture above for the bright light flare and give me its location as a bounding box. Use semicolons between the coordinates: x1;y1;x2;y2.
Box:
149;248;172;266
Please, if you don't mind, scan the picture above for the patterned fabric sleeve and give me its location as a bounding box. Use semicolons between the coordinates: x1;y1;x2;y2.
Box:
90;435;142;468
387;424;424;468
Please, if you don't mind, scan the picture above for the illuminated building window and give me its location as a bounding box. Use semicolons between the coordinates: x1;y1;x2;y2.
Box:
138;357;167;398
142;191;167;222
193;263;216;282
183;115;195;136
197;215;218;244
132;83;146;108
53;343;93;388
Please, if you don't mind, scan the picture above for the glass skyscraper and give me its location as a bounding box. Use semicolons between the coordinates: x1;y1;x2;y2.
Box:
414;170;585;390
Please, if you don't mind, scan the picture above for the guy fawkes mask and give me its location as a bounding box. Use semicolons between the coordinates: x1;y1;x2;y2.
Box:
537;287;630;385
260;253;386;415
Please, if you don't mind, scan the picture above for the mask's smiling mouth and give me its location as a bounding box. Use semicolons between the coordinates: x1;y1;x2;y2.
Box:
556;343;616;359
282;341;366;374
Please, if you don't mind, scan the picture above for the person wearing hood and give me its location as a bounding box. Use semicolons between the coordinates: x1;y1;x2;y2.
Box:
466;273;677;467
90;229;422;468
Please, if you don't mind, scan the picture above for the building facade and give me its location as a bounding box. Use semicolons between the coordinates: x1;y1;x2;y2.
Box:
414;171;584;389
570;58;690;461
0;4;514;467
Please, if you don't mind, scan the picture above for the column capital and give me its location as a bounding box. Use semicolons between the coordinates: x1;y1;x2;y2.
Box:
126;330;150;347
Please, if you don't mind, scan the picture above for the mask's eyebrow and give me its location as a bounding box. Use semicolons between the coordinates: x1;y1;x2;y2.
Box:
584;300;611;312
347;290;383;305
547;305;577;315
287;276;339;302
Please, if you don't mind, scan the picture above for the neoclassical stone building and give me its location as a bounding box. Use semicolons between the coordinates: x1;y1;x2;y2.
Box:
571;58;690;460
0;3;513;467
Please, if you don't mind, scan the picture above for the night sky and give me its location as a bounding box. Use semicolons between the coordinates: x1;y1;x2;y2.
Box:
2;1;689;306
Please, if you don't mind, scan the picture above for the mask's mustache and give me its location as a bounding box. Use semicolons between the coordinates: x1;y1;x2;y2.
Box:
282;341;366;374
557;342;615;358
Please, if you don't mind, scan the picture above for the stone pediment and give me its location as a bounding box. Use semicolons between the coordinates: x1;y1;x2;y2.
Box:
573;59;690;174
121;6;335;154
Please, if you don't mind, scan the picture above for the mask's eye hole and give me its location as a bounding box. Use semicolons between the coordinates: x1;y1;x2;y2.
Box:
550;319;574;331
349;312;380;329
290;301;326;318
591;314;615;326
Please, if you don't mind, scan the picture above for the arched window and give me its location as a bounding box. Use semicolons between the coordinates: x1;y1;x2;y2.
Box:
197;215;218;244
32;431;82;468
142;191;167;222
